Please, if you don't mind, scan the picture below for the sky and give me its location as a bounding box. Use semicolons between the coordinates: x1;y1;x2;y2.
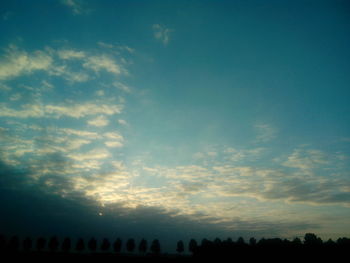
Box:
0;0;350;251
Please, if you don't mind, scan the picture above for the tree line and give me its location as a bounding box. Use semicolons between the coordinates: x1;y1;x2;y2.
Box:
0;233;349;256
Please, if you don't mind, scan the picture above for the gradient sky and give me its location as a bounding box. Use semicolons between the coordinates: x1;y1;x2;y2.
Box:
0;0;350;250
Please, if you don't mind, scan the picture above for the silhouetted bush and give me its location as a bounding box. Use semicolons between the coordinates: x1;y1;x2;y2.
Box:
76;238;85;252
189;239;198;254
36;237;46;251
138;239;147;254
150;239;160;254
48;236;59;252
126;239;135;253
23;237;32;251
113;238;122;253
176;240;184;254
88;238;97;252
0;235;5;252
101;238;110;252
8;236;19;252
61;237;71;252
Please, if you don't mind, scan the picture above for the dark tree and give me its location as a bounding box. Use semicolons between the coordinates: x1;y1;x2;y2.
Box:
101;238;111;252
76;238;85;252
189;239;198;254
23;237;32;251
61;237;71;252
249;237;257;246
88;238;97;252
150;239;161;254
48;236;59;252
113;238;122;253
304;233;322;246
8;236;20;252
36;237;46;252
292;237;302;245
126;239;135;253
237;237;245;245
139;239;148;254
176;240;184;254
0;235;6;252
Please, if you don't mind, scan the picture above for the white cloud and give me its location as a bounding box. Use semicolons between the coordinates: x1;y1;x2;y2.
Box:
61;0;88;15
152;24;172;45
87;115;109;127
45;102;123;118
68;148;110;161
254;123;277;143
0;103;44;118
103;132;124;141
0;83;11;91
57;49;86;60
113;82;132;93
0;46;53;80
95;90;105;96
0;102;122;119
118;119;128;126
9;93;22;101
104;141;123;148
60;128;100;139
282;149;328;170
83;55;126;76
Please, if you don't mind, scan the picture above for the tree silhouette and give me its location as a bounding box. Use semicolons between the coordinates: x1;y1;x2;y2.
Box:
8;236;20;252
36;237;46;252
176;240;184;254
0;235;5;252
113;238;122;253
23;237;32;251
61;237;71;253
126;239;135;253
139;239;148;254
150;239;161;254
101;238;111;252
48;236;59;252
249;237;257;246
237;237;245;245
88;237;97;252
76;238;85;252
189;239;198;254
304;233;322;246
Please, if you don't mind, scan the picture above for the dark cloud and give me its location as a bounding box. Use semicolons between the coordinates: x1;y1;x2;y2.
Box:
0;159;320;251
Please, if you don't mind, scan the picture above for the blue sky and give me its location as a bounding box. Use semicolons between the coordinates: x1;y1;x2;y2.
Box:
0;0;350;248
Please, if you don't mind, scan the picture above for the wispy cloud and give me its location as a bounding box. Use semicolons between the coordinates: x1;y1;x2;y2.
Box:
152;24;172;45
83;55;127;76
0;46;52;80
61;0;89;15
254;123;277;143
87;115;110;127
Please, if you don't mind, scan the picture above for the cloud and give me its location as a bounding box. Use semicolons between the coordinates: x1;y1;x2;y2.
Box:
254;123;277;143
152;24;172;45
45;102;123;118
113;82;132;93
61;0;89;15
83;55;126;76
68;148;110;162
0;46;53;80
87;115;110;127
118;119;128;126
104;141;123;148
60;128;101;139
57;49;86;60
0;103;44;118
0;102;122;119
282;148;328;170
